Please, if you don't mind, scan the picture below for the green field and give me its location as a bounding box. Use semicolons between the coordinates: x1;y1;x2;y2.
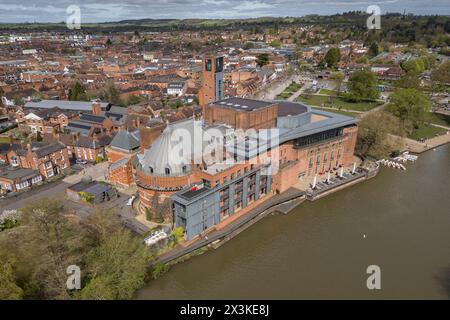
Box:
426;112;450;127
297;94;381;111
276;82;302;100
408;125;448;140
0;137;14;143
318;89;338;95
312;108;360;117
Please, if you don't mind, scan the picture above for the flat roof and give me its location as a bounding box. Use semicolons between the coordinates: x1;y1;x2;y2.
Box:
276;101;309;116
178;185;211;200
211;97;273;112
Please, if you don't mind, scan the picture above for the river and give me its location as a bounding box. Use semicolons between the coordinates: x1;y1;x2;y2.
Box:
136;144;450;299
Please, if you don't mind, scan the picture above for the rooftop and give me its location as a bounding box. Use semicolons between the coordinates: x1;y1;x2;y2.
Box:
211;97;273;112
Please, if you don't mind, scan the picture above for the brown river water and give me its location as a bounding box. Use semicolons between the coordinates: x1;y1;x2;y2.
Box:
136;144;450;299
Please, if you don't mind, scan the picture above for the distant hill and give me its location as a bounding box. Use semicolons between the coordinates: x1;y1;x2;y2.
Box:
0;12;449;46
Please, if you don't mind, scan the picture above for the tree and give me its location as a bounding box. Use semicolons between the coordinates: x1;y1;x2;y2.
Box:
431;61;450;83
0;259;23;300
368;42;379;57
346;70;379;101
324;47;341;68
104;82;121;105
397;73;420;89
386;88;431;132
76;229;152;300
68;82;87;101
256;53;270;67
401;58;425;75
18;199;84;300
356;111;405;158
270;39;281;48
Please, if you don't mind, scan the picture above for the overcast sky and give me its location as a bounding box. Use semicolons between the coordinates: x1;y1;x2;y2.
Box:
1;0;449;23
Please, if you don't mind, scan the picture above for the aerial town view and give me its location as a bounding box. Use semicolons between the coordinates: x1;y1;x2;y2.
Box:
0;0;449;308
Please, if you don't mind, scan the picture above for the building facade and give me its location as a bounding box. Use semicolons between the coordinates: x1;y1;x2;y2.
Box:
199;54;224;111
135;97;358;240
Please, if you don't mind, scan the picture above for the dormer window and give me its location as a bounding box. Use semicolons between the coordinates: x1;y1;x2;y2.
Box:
165;168;170;175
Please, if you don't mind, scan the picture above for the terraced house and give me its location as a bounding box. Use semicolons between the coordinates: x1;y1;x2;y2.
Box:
6;142;70;179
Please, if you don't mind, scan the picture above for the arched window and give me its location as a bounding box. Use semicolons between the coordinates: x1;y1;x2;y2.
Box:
149;166;153;174
165;167;170;175
182;165;187;174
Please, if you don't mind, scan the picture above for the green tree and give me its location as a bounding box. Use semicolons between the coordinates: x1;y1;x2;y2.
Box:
397;73;420;89
77;229;152;300
368;42;379;57
324;47;341;68
256;53;270;67
68;82;87;101
386;88;431;132
401;58;425;75
431;61;450;83
356;111;405;158
346;70;379;101
270;39;281;48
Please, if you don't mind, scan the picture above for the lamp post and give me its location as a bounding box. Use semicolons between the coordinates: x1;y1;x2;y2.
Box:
312;175;317;189
340;166;344;178
352;162;357;174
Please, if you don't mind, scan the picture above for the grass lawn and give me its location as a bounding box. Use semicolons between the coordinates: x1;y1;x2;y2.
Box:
0;136;13;143
285;82;302;92
296;94;381;112
312;107;360;117
319;89;338;95
425;112;450;127
276;92;292;100
408;125;448;140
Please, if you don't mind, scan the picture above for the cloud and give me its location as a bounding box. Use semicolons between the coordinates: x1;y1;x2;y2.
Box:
0;0;448;23
232;1;275;11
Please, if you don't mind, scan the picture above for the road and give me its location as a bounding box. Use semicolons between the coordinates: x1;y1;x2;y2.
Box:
1;162;108;212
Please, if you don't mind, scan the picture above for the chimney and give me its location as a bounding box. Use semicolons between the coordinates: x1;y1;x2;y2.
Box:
92;101;101;116
72;133;79;144
52;127;60;141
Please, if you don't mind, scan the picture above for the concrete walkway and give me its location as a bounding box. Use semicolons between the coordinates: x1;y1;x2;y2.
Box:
404;131;450;153
286;82;310;102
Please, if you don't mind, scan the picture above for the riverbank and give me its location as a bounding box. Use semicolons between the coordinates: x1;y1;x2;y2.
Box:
152;162;379;269
404;131;450;154
136;143;450;299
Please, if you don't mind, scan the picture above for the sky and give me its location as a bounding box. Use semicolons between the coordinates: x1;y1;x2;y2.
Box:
0;0;449;23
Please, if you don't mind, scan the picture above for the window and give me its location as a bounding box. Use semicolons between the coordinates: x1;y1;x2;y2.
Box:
149;166;154;173
165;167;170;175
205;59;212;71
182;165;187;174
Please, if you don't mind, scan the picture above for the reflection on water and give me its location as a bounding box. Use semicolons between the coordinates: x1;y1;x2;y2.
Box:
136;145;450;299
